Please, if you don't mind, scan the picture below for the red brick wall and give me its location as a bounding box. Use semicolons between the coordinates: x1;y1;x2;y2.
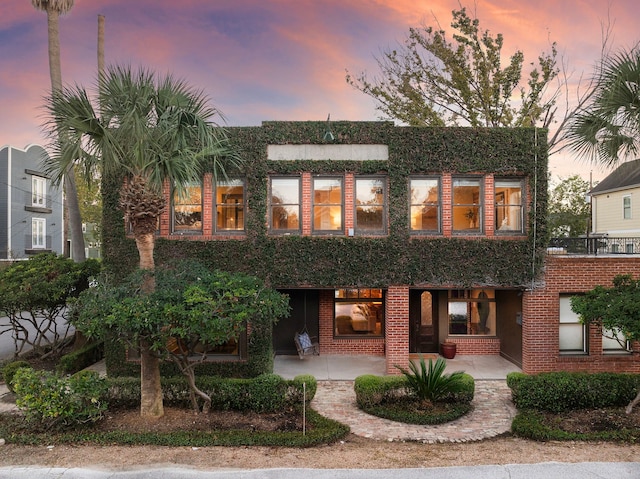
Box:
447;337;501;355
523;255;640;374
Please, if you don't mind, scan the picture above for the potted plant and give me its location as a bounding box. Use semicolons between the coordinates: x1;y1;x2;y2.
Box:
441;341;457;359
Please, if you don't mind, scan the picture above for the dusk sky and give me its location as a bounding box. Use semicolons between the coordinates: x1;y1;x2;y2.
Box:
1;0;638;182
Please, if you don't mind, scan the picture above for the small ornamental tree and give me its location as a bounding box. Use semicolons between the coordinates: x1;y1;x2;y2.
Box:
72;261;290;414
571;275;640;413
0;253;100;358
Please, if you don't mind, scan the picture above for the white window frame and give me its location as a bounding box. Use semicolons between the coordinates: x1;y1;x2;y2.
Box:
32;176;46;207
623;195;631;219
559;295;587;354
32;218;46;249
602;327;631;354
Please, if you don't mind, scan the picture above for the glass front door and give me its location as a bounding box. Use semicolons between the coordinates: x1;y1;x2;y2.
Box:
409;290;438;353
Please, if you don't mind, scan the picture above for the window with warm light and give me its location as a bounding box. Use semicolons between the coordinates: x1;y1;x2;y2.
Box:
334;288;384;337
447;289;495;336
313;177;343;233
410;177;440;232
355;177;386;234
452;178;482;232
270;177;301;232
172;181;203;233
495;179;524;234
215;178;245;232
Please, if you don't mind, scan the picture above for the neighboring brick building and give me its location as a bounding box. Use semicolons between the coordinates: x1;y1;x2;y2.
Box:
104;121;639;376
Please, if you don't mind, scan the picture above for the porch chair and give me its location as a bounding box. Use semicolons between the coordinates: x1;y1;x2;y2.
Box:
294;330;319;359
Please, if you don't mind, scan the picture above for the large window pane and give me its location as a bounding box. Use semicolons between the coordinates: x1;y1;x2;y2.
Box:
32;218;46;249
410;178;440;232
216;179;245;232
270;178;300;231
602;327;631;353
495;179;523;233
559;296;586;354
313;177;342;232
173;182;202;233
32;176;46;207
334;288;384;337
447;289;495;335
356;178;385;233
452;178;481;232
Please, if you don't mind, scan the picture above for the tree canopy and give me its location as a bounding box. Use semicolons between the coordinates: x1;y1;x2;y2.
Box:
548;175;591;237
72;261;290;413
346;7;558;130
566;47;640;167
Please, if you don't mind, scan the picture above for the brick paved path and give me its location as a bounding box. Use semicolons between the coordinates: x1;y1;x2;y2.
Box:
310;380;516;443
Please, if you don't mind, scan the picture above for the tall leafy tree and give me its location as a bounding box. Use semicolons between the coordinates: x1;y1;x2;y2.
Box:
42;65;240;418
571;275;640;413
31;0;86;261
566;47;640;167
346;8;558;132
548;175;591;237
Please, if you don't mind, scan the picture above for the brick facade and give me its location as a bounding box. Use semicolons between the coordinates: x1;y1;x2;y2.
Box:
522;255;640;374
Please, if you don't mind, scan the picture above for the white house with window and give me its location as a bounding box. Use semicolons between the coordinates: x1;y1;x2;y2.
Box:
0;144;64;259
589;159;640;240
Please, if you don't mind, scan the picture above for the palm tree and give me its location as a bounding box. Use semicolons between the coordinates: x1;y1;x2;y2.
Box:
31;0;86;262
565;47;640;168
42;65;240;418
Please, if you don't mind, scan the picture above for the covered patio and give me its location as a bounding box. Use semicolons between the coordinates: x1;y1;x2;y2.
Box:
273;354;521;380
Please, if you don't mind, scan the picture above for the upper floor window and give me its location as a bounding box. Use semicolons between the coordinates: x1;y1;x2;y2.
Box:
495;179;524;234
355;177;386;234
313;177;343;233
172;181;202;233
32;218;46;249
334;288;384;337
32;176;46;207
270;177;300;232
559;295;587;355
216;178;245;232
410;177;440;233
623;195;631;219
452;178;482;232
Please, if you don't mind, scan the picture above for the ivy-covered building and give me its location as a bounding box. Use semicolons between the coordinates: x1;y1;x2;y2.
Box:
104;121;554;375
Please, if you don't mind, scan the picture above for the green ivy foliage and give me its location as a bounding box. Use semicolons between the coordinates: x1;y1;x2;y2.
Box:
102;122;548;288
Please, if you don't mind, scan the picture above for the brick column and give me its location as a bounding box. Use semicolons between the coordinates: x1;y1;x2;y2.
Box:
344;173;354;234
484;174;494;236
302;173;312;235
385;285;410;374
441;173;452;237
202;173;213;236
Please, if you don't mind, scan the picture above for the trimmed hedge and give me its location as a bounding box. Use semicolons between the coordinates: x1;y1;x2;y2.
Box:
355;373;475;409
56;342;104;375
507;371;640;413
106;374;317;412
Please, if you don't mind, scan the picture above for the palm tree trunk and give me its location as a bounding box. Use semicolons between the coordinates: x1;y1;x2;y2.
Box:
45;5;86;262
139;339;164;418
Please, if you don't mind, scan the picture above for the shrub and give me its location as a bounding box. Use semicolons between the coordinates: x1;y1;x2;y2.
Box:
56;341;104;375
508;372;640;413
354;374;408;409
1;361;32;393
395;356;471;402
12;368;108;431
105;375;317;412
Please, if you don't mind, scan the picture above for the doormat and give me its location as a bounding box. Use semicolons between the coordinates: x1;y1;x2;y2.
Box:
409;353;438;361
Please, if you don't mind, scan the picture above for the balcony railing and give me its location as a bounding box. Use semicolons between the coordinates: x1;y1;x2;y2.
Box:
548;236;640;255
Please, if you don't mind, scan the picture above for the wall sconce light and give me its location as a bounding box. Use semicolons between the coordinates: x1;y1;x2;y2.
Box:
323;114;335;142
